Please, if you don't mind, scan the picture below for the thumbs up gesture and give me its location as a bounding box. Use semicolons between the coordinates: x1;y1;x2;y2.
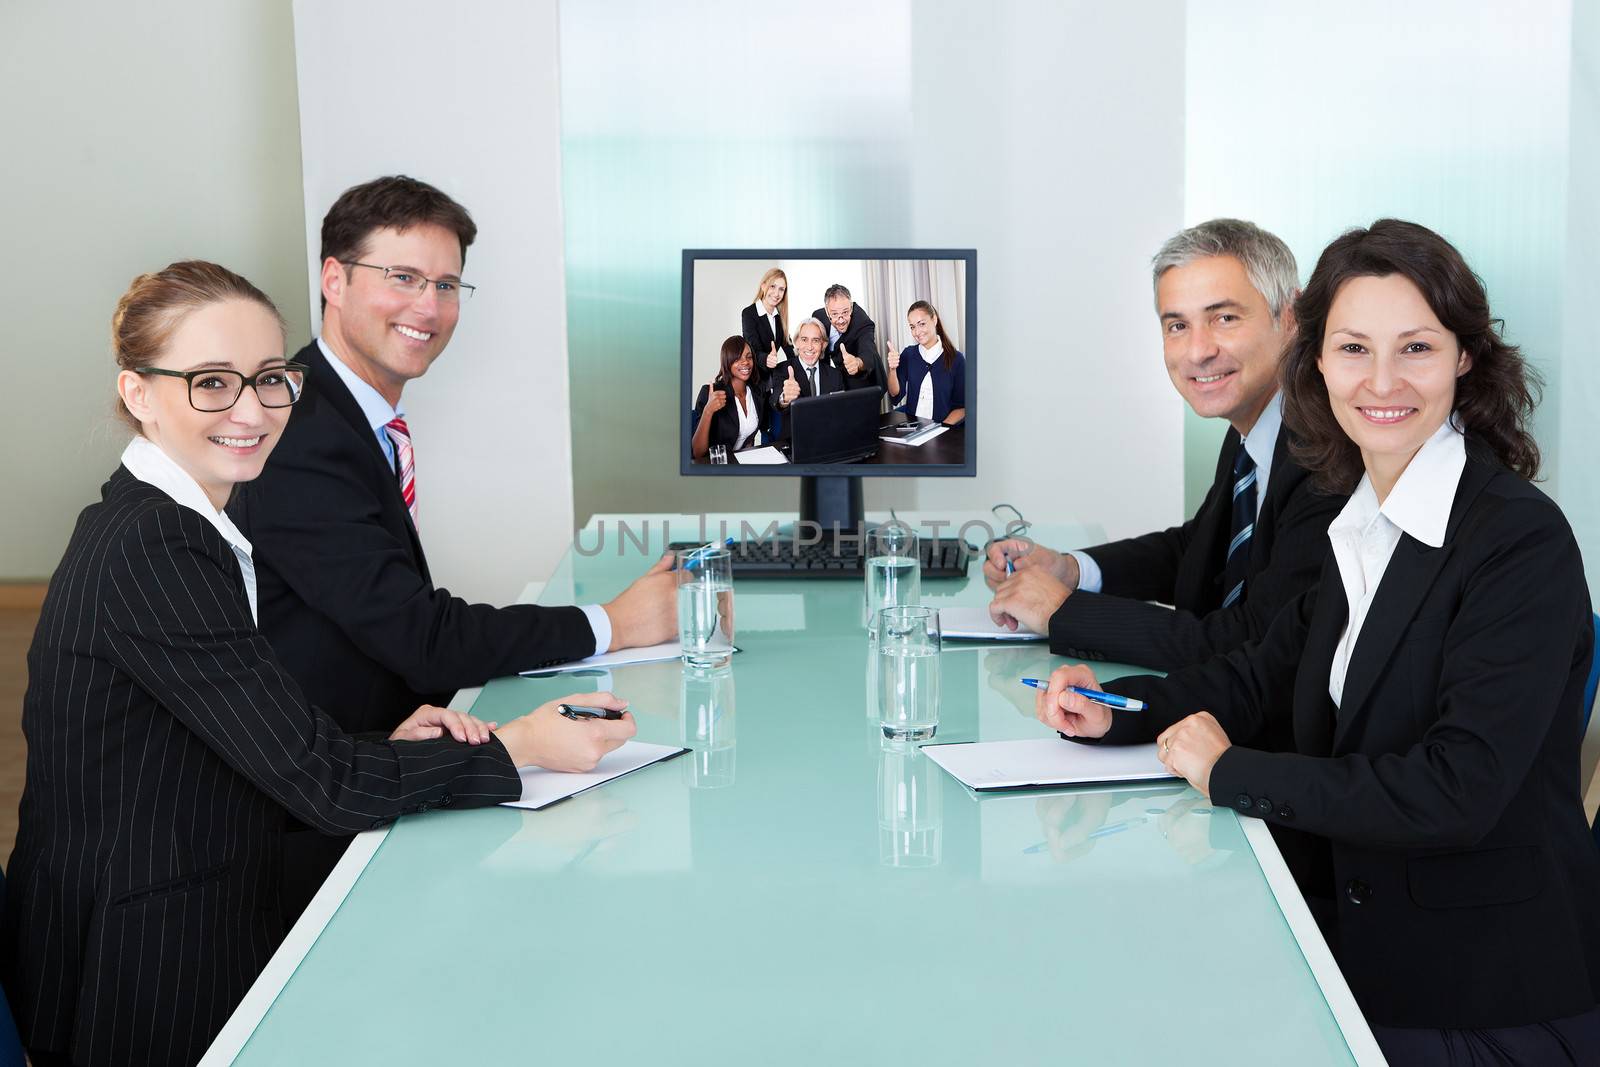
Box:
884;340;900;372
704;379;728;416
766;341;782;370
781;366;800;406
839;342;864;377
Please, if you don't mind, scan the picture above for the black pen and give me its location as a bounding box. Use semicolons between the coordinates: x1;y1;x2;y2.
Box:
558;704;625;721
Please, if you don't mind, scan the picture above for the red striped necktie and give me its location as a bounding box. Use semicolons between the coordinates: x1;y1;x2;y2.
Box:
384;416;418;528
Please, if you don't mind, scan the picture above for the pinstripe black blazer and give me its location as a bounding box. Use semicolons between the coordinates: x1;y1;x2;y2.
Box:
0;467;523;1066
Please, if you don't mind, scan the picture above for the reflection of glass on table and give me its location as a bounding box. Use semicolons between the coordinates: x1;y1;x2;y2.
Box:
680;663;735;789
878;738;942;868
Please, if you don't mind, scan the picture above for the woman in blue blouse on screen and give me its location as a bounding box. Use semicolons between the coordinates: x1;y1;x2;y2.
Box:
885;300;966;425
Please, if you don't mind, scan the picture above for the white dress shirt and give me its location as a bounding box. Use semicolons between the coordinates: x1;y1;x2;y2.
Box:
752;302;780;352
1070;392;1285;595
915;341;943;420
317;338;612;655
120;435;259;624
731;387;760;451
1325;418;1465;706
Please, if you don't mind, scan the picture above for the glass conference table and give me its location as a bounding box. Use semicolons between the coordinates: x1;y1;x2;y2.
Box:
206;515;1382;1065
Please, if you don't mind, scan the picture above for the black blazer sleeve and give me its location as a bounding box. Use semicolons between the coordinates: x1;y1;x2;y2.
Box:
1049;460;1345;669
101;505;523;834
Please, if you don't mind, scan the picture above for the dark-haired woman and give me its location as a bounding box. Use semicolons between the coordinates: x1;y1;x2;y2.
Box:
691;336;769;460
885;300;966;424
0;262;637;1067
1036;220;1600;1061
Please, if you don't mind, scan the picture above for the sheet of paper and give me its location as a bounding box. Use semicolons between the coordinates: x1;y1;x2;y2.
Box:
879;424;949;447
519;641;682;676
501;740;688;811
921;737;1176;791
939;606;1045;641
734;445;789;465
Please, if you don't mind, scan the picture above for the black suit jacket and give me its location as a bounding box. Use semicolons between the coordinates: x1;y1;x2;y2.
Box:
229;342;595;737
740;303;792;386
1050;421;1345;671
767;354;849;439
692;380;770;453
811;302;884;392
0;469;522;1065
1100;444;1600;1029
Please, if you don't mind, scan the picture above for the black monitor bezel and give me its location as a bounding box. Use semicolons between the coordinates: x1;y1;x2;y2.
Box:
679;248;977;478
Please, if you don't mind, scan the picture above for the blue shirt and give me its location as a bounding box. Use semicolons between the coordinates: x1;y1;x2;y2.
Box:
892;346;966;423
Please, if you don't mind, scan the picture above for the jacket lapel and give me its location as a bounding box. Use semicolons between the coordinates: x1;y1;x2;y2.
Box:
1176;428;1239;610
1330;447;1498;749
1295;553;1346;755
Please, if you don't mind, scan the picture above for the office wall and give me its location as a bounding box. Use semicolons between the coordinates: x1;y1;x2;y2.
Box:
561;0;1188;542
292;0;575;604
0;1;309;580
1561;2;1600;595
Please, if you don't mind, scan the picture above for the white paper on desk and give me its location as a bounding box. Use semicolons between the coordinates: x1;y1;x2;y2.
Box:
501;741;688;811
938;606;1045;641
519;641;682;676
735;445;789;465
922;738;1176;791
879;424;948;447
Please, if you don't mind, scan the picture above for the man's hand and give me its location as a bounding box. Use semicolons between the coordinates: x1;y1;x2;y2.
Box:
1035;664;1114;739
1155;712;1230;799
981;538;1077;591
603;553;676;651
840;343;864;377
494;692;637;772
780;367;800;407
766;341;782;370
988;567;1071;635
390;705;497;744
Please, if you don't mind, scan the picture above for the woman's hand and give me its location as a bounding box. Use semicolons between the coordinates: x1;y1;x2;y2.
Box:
1155;712;1231;799
1035;664;1114;739
766;341;782;370
494;692;637;772
703;382;728;417
390;705;497;745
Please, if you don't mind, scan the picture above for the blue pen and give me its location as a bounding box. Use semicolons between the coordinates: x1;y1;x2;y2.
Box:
1019;678;1147;712
1023;816;1149;853
682;537;735;569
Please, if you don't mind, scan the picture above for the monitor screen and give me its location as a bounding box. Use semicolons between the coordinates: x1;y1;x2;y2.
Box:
680;250;977;477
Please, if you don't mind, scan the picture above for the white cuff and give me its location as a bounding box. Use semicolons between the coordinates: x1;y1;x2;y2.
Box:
580;603;612;657
1068;550;1103;594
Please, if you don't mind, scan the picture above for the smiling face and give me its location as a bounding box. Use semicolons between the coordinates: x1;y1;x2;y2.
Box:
794;321;825;366
908;306;938;348
1157;254;1293;433
762;275;785;310
117;299;290;509
320;222;463;406
1318;273;1469;491
729;345;754;383
824;296;852;333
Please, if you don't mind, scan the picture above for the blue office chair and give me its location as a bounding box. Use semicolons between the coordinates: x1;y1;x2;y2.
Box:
0;866;25;1067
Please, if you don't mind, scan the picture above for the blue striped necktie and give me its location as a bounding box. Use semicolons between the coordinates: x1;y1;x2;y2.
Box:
1222;442;1257;608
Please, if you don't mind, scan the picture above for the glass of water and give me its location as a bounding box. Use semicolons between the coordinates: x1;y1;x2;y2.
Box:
877;605;941;741
708;444;728;465
676;547;734;669
864;521;920;634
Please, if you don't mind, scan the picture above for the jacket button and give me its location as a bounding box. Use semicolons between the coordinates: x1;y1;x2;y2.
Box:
1255;797;1273;816
1345;879;1371;905
1235;793;1253;812
1276;804;1294;820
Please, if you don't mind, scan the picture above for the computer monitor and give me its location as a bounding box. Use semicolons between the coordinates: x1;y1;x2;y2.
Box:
680;249;977;531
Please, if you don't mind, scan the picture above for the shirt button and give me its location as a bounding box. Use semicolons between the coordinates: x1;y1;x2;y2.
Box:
1345;879;1371;905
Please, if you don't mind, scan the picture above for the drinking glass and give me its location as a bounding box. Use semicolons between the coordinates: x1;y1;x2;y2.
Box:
864;521;920;634
708;444;728;465
676;548;735;668
876;605;941;741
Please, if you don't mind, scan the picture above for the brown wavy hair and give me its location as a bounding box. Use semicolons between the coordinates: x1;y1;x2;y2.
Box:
1282;219;1541;492
907;301;958;372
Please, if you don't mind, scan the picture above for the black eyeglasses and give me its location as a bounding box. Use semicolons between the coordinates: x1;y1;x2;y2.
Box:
342;261;477;302
134;363;308;412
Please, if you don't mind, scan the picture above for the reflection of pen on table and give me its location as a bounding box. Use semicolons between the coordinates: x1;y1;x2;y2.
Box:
1019;678;1147;712
1023;815;1149;853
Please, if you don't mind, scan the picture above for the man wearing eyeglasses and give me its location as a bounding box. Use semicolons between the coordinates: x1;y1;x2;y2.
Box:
230;175;676;918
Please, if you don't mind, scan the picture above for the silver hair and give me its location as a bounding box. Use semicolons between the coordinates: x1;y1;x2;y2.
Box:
1151;219;1299;319
822;284;852;304
794;315;829;341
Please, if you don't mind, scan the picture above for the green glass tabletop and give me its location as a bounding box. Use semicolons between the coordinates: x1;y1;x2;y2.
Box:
230;520;1358;1065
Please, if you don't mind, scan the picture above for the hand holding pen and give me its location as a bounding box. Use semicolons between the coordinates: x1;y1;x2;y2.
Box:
1027;664;1118;739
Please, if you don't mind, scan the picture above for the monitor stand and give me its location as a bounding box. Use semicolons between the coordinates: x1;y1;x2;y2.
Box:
769;475;867;546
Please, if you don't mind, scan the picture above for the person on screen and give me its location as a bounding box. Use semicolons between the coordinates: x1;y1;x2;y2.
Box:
769;317;848;437
1036;220;1600;1062
741;267;792;386
692;335;770;459
985;219;1346;677
0;261;639;1067
226;175;675;920
884;300;966;425
813;283;884;391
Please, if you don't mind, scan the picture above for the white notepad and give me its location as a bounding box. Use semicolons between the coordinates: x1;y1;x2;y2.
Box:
734;445;788;465
501;741;689;811
921;738;1176;791
938;606;1046;641
879;424;948;447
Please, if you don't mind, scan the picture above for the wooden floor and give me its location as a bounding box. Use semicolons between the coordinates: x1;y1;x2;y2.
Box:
0;603;1597;866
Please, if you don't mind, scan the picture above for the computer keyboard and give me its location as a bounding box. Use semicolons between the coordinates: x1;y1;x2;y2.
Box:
668;538;975;579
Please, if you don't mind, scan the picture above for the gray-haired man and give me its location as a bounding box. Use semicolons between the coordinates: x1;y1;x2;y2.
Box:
986;219;1347;675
